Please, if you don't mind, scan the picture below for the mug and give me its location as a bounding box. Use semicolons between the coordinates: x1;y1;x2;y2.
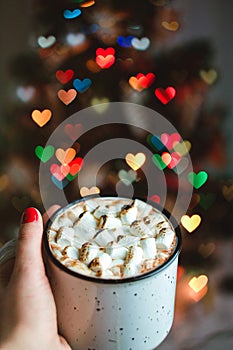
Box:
43;196;182;350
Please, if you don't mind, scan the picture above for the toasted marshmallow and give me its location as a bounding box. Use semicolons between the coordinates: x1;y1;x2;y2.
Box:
48;196;176;279
70;205;85;218
63;246;79;260
93;206;110;219
120;205;138;225
74;211;97;228
53;249;63;260
140;237;157;258
56;226;75;242
110;227;131;241
56;238;71;250
125;246;143;265
83;199;100;213
73;211;97;241
155;228;175;250
109;258;125;267
47;229;57;242
97;269;114;278
89;253;112;272
106;243;128;260
134;199;152;217
79;243;99;265
52;214;73;230
68;260;93;275
123;245;143;277
98;215;122;229
123;263;137;277
143;213;165;229
130;220;153;237
117;235;140;247
93;229;114;247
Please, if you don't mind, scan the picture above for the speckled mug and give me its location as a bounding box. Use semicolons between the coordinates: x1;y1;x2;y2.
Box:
43;197;182;350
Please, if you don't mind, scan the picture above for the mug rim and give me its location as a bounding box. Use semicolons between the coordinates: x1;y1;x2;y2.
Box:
43;194;182;284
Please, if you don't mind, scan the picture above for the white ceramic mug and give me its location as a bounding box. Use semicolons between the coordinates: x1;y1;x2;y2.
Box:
43;197;182;350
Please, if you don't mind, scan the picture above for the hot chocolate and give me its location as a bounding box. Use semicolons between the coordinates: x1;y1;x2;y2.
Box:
47;197;176;279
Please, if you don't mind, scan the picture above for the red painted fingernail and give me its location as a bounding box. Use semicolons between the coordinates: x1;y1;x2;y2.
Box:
22;207;39;224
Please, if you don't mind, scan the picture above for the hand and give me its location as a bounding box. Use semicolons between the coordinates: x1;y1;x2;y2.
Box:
0;207;71;350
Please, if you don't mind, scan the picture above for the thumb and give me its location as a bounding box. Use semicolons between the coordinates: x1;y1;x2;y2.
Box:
12;207;45;279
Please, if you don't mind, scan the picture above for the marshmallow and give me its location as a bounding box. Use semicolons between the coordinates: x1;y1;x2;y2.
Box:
109;258;125;267
74;211;97;228
56;226;75;242
130;220;153;237
98;215;122;229
134;199;152;218
83;199;100;213
110;227;131;241
56;238;71;250
120;204;138;225
70;205;85;218
111;265;123;278
52;214;73;230
117;235;140;247
73;211;97;241
89;253;112;272
48;196;176;279
53;248;63;260
93;229;115;247
123;246;143;277
97;269;114;278
63;246;79;260
106;201;124;215
68;260;93;275
79;243;100;265
140;237;157;258
155;228;175;250
47;229;57;242
125;246;143;265
106;243;128;260
93;206;110;219
143;213;165;229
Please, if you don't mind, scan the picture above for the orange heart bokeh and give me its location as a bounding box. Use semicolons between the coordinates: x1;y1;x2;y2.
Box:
31;109;52;127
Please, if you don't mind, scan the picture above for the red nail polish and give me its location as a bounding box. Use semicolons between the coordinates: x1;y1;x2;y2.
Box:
22;207;39;224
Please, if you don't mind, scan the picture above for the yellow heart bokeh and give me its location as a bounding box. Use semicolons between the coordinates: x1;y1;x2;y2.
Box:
173;140;191;156
91;97;110;113
200;69;217;85
161;21;179;31
188;275;208;293
80;186;100;197
125;152;146;171
181;214;201;232
31;109;52;127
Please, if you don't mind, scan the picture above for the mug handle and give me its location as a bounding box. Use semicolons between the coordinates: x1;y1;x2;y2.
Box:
0;239;17;265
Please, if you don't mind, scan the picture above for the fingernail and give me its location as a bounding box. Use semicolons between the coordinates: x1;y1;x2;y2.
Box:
22;207;39;224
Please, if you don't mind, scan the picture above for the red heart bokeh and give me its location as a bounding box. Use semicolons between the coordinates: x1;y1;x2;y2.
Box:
56;69;74;84
155;86;176;104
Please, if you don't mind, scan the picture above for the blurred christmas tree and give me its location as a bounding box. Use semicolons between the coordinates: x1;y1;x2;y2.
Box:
1;1;233;348
0;0;232;246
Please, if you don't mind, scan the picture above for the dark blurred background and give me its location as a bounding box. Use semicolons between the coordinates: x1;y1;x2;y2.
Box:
0;0;232;349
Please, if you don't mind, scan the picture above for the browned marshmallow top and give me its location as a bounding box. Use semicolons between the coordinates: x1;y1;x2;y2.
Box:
47;197;176;279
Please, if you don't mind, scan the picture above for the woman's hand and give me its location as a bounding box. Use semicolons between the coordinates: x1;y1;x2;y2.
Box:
0;207;71;350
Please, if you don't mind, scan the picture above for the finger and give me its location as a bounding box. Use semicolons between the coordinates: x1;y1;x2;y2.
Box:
59;335;72;350
42;205;61;227
12;207;44;279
